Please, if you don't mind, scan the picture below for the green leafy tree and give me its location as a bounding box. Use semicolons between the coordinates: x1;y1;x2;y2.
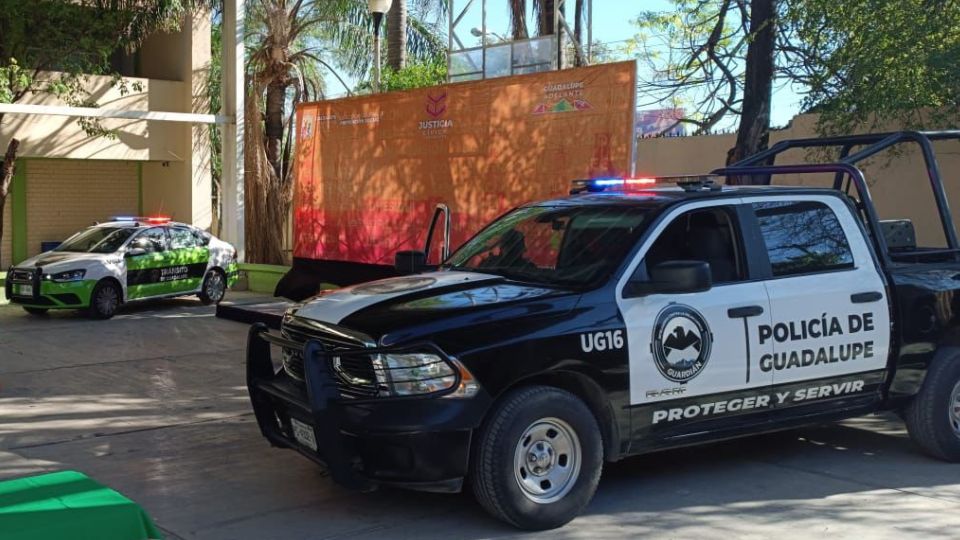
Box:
357;56;447;92
781;0;960;134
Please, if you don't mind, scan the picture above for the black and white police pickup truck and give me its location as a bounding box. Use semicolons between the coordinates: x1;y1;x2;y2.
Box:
246;131;960;530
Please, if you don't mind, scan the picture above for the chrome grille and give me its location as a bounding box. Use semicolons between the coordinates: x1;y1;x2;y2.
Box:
279;317;379;399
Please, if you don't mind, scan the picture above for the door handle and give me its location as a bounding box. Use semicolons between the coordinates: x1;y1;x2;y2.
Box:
851;291;883;304
728;305;764;318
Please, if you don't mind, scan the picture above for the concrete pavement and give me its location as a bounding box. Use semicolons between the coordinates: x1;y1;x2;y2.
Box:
1;294;959;539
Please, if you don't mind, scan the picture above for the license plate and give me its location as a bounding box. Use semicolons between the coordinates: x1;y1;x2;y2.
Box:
15;284;33;296
290;418;318;452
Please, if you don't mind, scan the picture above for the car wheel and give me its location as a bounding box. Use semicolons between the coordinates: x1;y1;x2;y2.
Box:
471;385;603;530
87;280;121;320
198;269;227;305
904;354;960;461
23;307;48;316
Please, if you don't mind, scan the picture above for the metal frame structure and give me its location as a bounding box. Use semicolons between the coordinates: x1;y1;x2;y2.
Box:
447;0;593;82
0;0;246;258
714;130;960;264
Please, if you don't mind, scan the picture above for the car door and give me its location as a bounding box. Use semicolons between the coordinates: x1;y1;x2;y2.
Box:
125;227;171;300
750;195;890;416
168;227;211;293
619;200;775;445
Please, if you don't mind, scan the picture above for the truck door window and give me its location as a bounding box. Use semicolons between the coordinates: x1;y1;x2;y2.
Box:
752;201;854;276
644;207;744;284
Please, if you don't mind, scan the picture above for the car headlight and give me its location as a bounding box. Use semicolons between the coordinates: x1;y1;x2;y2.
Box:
47;269;86;282
373;353;480;398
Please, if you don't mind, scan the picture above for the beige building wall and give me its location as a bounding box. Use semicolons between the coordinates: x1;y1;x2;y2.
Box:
636;114;960;246
24;160;139;256
0;10;212;266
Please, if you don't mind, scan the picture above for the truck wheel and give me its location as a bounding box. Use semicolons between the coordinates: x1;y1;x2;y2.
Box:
198;269;226;305
471;385;603;530
23;307;48;316
87;280;121;319
904;355;960;461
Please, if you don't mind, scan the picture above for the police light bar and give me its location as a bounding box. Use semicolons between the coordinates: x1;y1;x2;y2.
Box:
570;174;722;194
110;215;172;224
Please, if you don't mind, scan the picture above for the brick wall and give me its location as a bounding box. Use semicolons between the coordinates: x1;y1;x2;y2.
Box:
25;160;139;259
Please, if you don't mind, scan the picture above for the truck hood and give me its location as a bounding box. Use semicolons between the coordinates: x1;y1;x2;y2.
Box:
291;270;568;339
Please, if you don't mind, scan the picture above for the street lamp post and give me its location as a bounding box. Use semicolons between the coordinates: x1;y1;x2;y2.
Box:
368;0;393;93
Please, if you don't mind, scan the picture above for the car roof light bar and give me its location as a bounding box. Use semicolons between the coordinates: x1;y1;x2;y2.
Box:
110;215;172;224
570;174;722;194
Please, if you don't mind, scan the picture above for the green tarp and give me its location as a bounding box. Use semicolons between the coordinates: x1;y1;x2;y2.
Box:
0;470;162;540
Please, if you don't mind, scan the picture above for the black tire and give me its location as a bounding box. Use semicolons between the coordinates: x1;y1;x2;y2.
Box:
198;268;227;305
87;280;121;319
471;385;603;530
904;354;960;461
23;307;48;316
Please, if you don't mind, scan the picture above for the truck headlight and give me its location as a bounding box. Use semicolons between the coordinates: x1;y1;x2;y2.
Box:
48;269;86;282
374;353;480;398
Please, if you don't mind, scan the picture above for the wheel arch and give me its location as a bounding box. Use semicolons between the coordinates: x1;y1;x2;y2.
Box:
496;368;622;462
95;275;125;304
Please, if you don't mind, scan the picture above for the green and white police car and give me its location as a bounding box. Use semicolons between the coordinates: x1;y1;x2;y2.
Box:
5;217;238;319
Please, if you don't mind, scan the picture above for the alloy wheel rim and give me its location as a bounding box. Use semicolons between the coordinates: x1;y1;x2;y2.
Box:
950;380;960;437
206;272;225;301
513;417;581;504
98;286;118;314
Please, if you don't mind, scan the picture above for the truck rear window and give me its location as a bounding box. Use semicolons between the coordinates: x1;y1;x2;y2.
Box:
753;201;854;277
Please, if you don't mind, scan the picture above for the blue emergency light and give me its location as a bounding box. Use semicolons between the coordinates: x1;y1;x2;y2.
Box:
570;175;722;195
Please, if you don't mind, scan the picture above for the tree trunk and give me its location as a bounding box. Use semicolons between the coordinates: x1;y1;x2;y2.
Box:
573;0;585;66
727;0;776;185
244;82;291;265
0;138;20;269
387;0;407;71
508;0;529;40
539;0;556;36
264;80;286;179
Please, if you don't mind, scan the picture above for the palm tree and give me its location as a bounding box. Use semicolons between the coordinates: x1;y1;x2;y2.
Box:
505;0;587;65
387;0;408;70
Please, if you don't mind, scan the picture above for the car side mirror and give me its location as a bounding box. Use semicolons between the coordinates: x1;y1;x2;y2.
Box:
125;247;147;258
624;260;712;297
395;250;426;274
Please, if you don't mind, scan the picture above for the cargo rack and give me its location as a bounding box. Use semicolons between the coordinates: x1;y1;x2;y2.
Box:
712;130;960;265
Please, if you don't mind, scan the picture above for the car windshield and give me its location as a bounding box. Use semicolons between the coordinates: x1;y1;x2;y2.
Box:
446;205;649;288
55;227;137;254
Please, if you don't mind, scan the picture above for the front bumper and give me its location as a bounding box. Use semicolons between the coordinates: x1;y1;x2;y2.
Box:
245;323;491;493
5;267;93;309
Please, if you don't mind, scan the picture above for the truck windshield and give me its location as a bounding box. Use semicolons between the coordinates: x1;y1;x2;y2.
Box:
446;205;649;288
55;227;137;254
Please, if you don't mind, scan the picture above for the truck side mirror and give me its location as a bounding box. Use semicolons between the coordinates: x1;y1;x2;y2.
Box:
395;250;427;274
624;260;712;298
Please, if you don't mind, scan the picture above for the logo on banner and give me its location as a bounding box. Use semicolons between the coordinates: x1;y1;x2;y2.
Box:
652;304;712;383
426;91;447;118
419;90;454;137
533;80;592;114
300;113;315;140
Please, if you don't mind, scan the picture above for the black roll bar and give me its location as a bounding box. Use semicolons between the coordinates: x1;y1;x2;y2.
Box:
726;130;960;259
711;163;890;264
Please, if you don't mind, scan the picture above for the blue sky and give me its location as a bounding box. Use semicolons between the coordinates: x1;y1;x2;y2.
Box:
324;1;804;128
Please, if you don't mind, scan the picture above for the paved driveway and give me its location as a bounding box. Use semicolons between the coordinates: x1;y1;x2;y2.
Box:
1;295;959;539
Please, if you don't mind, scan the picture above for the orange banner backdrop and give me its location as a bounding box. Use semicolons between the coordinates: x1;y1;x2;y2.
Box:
293;61;637;265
